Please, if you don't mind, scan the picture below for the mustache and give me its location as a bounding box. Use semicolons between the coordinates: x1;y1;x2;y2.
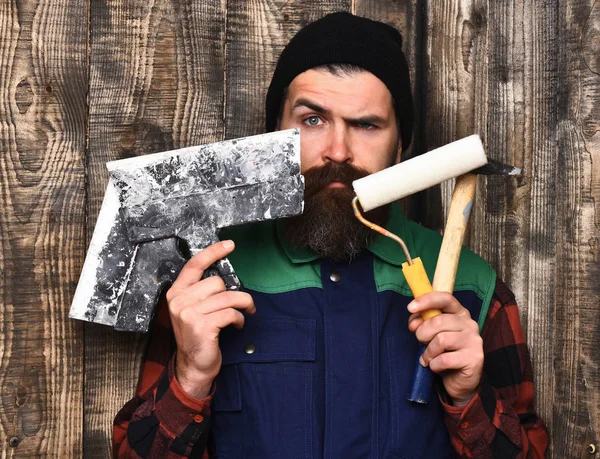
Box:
302;162;371;199
286;162;389;262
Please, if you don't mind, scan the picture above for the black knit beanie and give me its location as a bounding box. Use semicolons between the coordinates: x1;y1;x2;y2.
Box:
265;12;414;151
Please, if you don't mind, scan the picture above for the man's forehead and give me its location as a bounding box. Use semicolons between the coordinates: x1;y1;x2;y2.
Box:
289;66;378;87
285;68;394;111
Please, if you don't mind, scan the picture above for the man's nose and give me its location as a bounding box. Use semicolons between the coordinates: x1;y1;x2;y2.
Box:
323;125;352;163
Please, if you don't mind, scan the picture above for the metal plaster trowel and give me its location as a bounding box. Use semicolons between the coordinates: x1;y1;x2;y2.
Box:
70;129;304;333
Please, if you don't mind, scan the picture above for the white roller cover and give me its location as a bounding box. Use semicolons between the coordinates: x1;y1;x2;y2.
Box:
352;135;487;211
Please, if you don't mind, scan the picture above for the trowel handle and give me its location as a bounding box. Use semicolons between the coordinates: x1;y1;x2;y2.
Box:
115;238;188;332
201;258;242;291
114;238;243;332
408;173;478;403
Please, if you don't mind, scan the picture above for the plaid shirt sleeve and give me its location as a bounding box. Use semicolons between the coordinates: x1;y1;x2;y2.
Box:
440;278;549;458
113;298;213;458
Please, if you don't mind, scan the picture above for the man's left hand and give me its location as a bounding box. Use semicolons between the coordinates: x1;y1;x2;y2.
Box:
407;292;484;407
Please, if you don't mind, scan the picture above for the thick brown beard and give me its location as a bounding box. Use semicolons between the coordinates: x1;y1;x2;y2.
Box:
284;162;389;262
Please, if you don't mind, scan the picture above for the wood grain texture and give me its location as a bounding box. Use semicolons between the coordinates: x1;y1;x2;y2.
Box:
554;1;600;457
421;1;491;232
85;0;226;454
462;0;559;445
505;2;559;453
424;0;559;449
424;1;599;457
0;0;87;456
224;0;352;140
0;1;597;457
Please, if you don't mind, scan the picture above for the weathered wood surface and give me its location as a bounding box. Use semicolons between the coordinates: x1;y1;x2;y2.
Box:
424;0;559;440
0;0;87;456
84;0;226;455
0;0;598;457
554;1;600;457
225;0;352;140
422;1;599;457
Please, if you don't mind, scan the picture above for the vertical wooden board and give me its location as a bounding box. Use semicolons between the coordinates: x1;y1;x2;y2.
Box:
419;2;488;232
474;0;559;444
514;1;559;449
83;328;148;458
353;0;423;221
422;0;509;233
424;0;558;448
224;0;352;140
421;2;463;231
554;1;600;457
0;0;87;456
85;0;226;454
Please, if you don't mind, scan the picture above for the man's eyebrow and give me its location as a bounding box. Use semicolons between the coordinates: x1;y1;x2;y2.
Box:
291;99;330;115
349;114;387;126
291;98;388;125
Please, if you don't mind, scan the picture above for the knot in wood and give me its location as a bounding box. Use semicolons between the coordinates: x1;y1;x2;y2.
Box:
15;78;33;114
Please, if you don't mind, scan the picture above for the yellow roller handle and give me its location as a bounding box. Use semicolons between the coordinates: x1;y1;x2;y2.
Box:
403;256;440;404
402;257;441;321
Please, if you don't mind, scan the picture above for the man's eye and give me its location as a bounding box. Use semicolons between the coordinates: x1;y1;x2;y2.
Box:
357;123;375;130
304;116;323;126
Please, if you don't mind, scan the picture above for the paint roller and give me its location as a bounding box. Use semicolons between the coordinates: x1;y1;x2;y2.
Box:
352;134;520;403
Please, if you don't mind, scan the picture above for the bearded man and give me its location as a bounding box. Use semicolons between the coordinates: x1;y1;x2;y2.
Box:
114;12;548;458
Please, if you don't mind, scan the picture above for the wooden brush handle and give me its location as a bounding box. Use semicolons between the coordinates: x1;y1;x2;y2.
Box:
432;173;478;293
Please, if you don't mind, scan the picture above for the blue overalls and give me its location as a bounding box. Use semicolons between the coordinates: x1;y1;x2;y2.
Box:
211;206;495;458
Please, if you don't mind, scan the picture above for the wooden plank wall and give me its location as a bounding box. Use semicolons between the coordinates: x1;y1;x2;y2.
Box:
0;0;87;455
0;0;598;457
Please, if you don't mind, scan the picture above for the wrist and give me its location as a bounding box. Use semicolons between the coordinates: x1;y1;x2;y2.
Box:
451;391;476;407
176;369;214;399
175;355;216;399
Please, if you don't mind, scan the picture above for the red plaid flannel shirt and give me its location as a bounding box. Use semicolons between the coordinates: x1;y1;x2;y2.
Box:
113;279;548;458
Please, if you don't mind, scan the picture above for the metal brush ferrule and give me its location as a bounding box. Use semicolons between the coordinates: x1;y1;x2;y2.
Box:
351;196;413;265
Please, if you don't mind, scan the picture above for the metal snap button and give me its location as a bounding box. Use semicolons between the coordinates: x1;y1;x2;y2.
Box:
244;343;256;354
330;271;341;283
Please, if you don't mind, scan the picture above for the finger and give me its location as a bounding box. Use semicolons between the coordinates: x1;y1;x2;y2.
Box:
407;291;469;316
420;331;465;366
169;275;228;313
178;306;248;339
205;307;247;331
171;240;235;291
197;291;256;316
414;313;477;343
408;313;423;332
176;291;255;319
428;348;483;374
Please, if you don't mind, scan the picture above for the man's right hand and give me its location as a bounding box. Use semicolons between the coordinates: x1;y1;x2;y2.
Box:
166;240;256;399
